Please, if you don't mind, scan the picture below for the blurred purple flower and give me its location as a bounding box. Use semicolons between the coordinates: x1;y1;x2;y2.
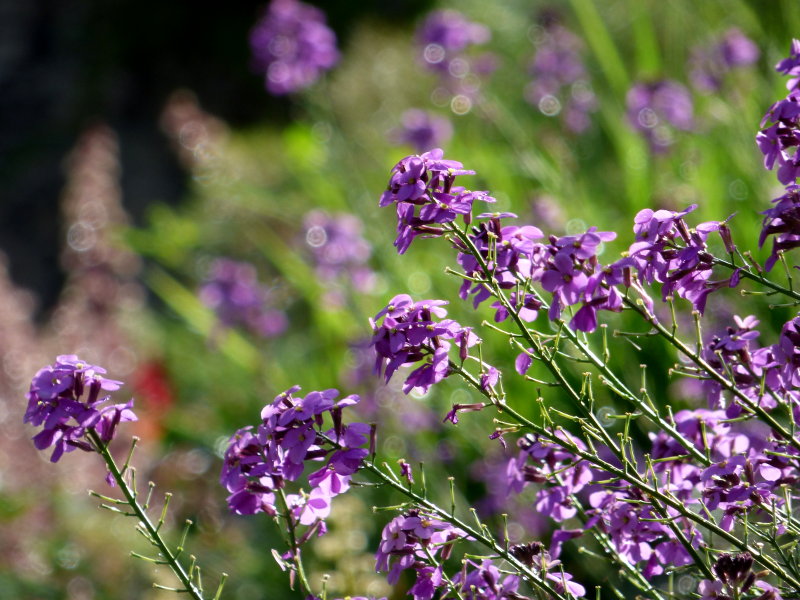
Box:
250;0;339;95
391;109;453;153
525;23;597;132
304;211;375;304
416;10;495;108
690;28;759;92
199;258;287;338
626;80;694;151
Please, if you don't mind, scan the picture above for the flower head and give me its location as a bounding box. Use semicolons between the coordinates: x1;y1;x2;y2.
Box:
250;0;339;95
24;356;134;464
626;80;694;151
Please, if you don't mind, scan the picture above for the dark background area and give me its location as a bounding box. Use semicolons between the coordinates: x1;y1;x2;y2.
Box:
0;0;431;316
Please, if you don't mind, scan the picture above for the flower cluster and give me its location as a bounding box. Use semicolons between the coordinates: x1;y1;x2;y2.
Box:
390;109;453;154
759;185;800;271
220;386;370;535
303;211;375;304
701;313;800;427
379;149;494;254
24;356;135;463
415;10;495;109
370;294;483;394
506;432;592;523
379;150;739;337
375;509;468;598
757;40;800;185
507;543;586;597
456;215;627;332
699;553;781;600
452;559;521;600
525;22;596;133
249;0;339;95
199;258;287;338
627;205;738;314
626;80;694;151
689;28;759;92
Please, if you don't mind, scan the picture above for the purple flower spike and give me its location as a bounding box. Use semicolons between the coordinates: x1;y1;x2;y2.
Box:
249;0;339;95
221;386;370;540
375;509;469;586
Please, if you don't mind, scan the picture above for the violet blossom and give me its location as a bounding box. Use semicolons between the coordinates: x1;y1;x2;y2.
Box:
391;109;453;154
24;355;135;464
249;0;339;95
626;80;694;152
220;385;369;547
370;294;489;395
375;509;468;590
199;258;287;338
690;28;759;92
416;10;495;107
304;211;376;304
525;22;597;133
379;149;494;254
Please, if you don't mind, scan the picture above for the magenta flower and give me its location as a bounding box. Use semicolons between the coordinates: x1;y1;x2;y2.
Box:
379;150;493;253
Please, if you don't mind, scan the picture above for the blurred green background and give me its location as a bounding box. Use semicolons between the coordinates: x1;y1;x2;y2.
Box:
2;0;799;598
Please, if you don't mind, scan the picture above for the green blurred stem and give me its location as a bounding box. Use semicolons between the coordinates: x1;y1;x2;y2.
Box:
87;430;206;600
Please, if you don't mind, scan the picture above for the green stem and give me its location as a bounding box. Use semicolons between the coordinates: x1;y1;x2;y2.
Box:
276;488;313;597
448;366;800;589
447;223;709;466
712;256;800;303
624;298;800;456
319;437;568;600
88;430;206;600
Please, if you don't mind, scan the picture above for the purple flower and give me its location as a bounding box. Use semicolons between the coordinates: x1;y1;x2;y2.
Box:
759;185;800;270
249;0;339;95
452;559;521;600
776;39;800;90
24;356;136;464
370;295;479;395
626;80;694;151
303;211;375;302
199;258;287;338
690;28;759;92
416;10;493;104
375;509;468;584
379;150;493;254
525;23;596;132
220;386;369;534
391;110;453;154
